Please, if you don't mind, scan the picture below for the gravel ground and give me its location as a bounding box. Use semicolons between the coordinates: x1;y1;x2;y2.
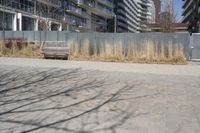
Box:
0;57;200;133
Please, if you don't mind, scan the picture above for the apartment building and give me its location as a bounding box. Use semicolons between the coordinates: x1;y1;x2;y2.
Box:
148;0;156;24
78;0;114;32
152;0;161;23
63;0;89;32
182;0;200;33
114;0;152;33
0;0;63;31
161;0;172;12
0;0;114;32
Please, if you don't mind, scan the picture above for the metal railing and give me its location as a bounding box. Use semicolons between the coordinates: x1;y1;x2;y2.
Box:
0;0;35;14
37;0;62;7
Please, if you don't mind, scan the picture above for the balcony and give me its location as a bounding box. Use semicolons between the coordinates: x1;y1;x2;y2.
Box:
94;5;114;18
138;0;151;7
182;8;193;22
183;0;191;8
182;0;193;16
37;10;63;21
78;0;113;18
78;0;95;8
48;12;63;21
0;0;34;14
95;0;113;8
37;0;61;8
69;19;90;29
65;4;89;19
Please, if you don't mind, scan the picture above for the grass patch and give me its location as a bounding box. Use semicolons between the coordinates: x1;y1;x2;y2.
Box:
0;39;186;64
69;39;186;64
0;40;42;58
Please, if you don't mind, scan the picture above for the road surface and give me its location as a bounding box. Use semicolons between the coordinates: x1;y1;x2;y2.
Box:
0;57;200;133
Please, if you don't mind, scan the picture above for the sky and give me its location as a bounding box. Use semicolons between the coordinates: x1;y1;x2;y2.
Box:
173;0;183;22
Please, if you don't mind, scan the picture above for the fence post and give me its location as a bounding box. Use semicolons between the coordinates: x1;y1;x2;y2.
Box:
112;33;114;55
39;31;41;46
45;31;47;45
57;31;58;46
189;34;194;60
65;31;67;46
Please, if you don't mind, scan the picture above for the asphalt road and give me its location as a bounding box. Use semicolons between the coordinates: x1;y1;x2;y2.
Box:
0;57;200;133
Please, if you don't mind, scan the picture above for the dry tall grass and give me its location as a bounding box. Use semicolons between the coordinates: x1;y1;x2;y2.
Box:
0;38;186;64
0;40;42;58
69;39;186;64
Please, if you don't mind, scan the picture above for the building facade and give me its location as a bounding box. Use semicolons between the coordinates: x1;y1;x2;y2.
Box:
182;0;200;33
0;0;114;32
161;0;172;12
148;0;156;24
152;0;161;23
114;0;152;33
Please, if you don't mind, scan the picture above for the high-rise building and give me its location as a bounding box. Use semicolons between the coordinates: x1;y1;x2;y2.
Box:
152;0;161;23
0;0;114;32
114;0;151;33
148;0;156;23
161;0;172;12
182;0;200;33
114;0;138;33
137;0;152;32
78;0;114;32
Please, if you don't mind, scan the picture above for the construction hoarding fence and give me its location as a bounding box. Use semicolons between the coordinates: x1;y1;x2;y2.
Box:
0;31;194;63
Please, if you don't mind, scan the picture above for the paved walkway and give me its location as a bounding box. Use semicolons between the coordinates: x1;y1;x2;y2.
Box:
0;57;200;76
0;57;200;133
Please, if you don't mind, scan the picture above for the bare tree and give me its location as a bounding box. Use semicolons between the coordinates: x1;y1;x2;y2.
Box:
37;1;63;31
37;2;51;31
159;0;176;32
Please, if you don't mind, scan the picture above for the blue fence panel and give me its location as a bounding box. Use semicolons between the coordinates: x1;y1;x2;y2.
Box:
23;31;35;41
46;31;58;42
34;31;41;42
40;32;46;42
191;33;200;59
13;31;24;39
58;31;66;42
66;32;78;53
0;31;3;40
5;31;13;38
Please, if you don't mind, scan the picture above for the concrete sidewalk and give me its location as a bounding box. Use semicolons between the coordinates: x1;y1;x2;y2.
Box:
0;57;200;76
0;57;200;133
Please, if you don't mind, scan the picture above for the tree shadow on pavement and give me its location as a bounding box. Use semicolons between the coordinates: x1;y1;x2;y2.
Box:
0;66;148;133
